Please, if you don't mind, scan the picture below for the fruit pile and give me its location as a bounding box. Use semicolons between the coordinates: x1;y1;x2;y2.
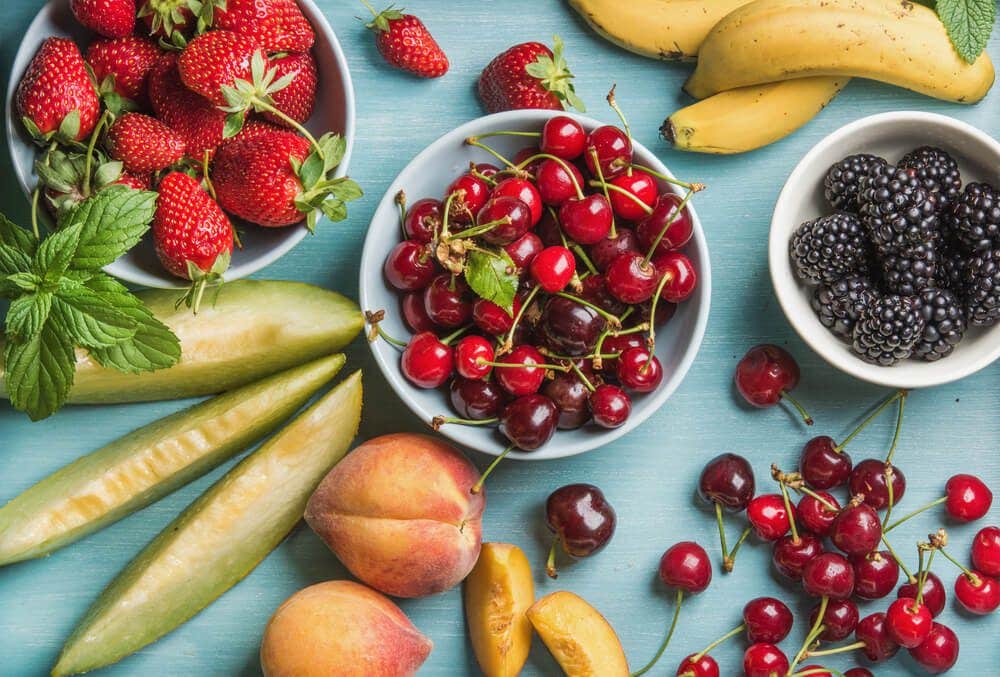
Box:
369;101;703;459
14;0;359;300
790;146;999;366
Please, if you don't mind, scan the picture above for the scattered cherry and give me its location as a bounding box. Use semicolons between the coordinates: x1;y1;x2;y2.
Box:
908;622;959;674
810;598;859;641
454;335;493;379
746;494;791;541
831;499;882;557
530;246;577;292
541;115;586;160
589;384;631;429
855;612;900;662
424;274;473;327
494;344;547;396
734;344;813;425
401;332;453;388
852;551;900;600
384;240;436;291
560;194;613;245
772;533;824;580
885;597;933;648
698;453;756;512
743;597;793;643
545;483;616;577
802;552;855;599
742;643;788;677
609;169;658;221
585;125;632;178
659;541;712;593
799;436;852;490
616;347;663;393
403;197;442;242
797;491;841;536
954;570;1000;615
944;473;993;521
675;653;718;677
971;526;1000;577
402;292;436;332
449;378;503;420
899;571;947;617
605;252;659;303
498;394;557;450
849;459;906;511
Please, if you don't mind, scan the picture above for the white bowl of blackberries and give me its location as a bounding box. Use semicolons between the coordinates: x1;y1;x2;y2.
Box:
770;112;1000;389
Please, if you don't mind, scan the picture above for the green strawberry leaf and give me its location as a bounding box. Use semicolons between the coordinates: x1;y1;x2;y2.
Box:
524;35;585;112
52;278;139;349
4;292;52;341
58;110;81;142
60;185;157;270
3;315;76;421
937;0;996;63
329;178;363;202
464;248;518;311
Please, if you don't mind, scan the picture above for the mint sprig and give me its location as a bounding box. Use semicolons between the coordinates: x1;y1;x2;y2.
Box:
1;186;181;420
934;0;996;63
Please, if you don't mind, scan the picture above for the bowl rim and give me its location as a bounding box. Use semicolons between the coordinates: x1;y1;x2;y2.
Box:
769;110;1000;389
359;109;712;460
4;0;356;289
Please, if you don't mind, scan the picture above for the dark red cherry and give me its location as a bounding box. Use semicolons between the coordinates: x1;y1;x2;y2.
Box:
852;551;900;600
743;597;793;643
734;344;801;408
541;115;586;160
400;332;453;388
849;459;906;511
658;541;712;593
616;347;663;393
746;494;791;541
495;344;546;396
546;483;617;558
609;169;658;221
885;597;933;648
797;491;841;536
810;598;859;641
954;571;1000;614
530;246;576;292
899;572;947;617
944;474;993;521
589;384;631;429
772;533;823;580
499;394;557;450
908;623;959;674
585;125;632;179
543;371;591;430
454;335;494;380
590;228;640;272
742;643;788;677
473;162;499;178
384;240;436;291
605;252;659;303
513;145;543;176
424;274;473;328
535;209;563;246
830;500;882;557
652;251;697;303
675;653;718;677
636;192;693;255
844;669;874;677
450;378;504;420
601;334;645;362
802;552;855;599
799;436;853;490
579;273;628;316
505;232;544;270
473;296;520;336
537;295;605;357
971;526;1000;577
536;159;584;206
855;612;900;662
559;194;613;245
698;453;755;512
478;196;533;245
446;173;489;223
402;292;436;332
637;298;677;326
403;197;442;242
492;177;543;226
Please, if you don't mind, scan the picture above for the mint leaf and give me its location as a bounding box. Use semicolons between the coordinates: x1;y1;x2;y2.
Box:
4;272;41;294
0;212;37;255
0;244;31;277
937;0;996;63
60;185;157;270
33;222;83;280
4;316;76;421
52;278;138;349
464;249;518;311
5;292;52;340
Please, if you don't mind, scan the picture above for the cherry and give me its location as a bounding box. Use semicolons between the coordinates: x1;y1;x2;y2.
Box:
512;145;543;175
579;273;628;316
494;344;546;396
400;332;453;388
530;246;576;292
796;667;831;677
799;436;852;490
616;347;663;393
541;115;586;160
802;552;855;599
545;483;616;577
543;371;591;430
536;209;564;247
652;251;697;303
797;491;841;536
954;570;1000;614
746;494;791;541
590;228;640;272
454;335;494;379
472;296;519;335
831;499;882;556
536;159;584;206
498;394;557;450
589;384;631;429
403;197;442;242
449;378;503;420
402;292;436;332
537;295;605;356
384;240;436;291
605;252;659;303
636;192;694;255
638;298;677;326
734;345;812;425
810;598;859;641
585;125;632;179
852;551;900;600
885;597;933;648
849;459;906;511
477;196;533;245
675;653;719;677
446;173;489;223
944;473;993;521
505;232;544;270
909;623;959;674
492;177;543;226
698;453;756;512
742;643;788;677
971;526;1000;577
659;541;712;593
854;612;900;662
473;162;499;178
601;333;645;364
609;169;658;221
424;275;473;328
559;194;613;245
743;597;793;643
899;572;947;617
772;533;823;580
844;669;874;677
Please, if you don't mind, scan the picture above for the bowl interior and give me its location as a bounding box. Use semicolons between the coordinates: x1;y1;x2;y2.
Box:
360;110;711;459
6;0;354;289
770;111;1000;389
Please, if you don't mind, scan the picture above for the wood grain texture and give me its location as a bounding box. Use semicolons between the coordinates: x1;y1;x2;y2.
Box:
1;1;999;675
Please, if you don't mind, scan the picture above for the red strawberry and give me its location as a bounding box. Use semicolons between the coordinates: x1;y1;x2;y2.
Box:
107;113;186;173
15;38;100;142
115;171;152;191
148;53;226;159
214;0;314;53
177;30;263;107
219;118;285;149
86;36;162;109
263;52;316;126
362;3;448;78
478;36;584;114
71;0;135;38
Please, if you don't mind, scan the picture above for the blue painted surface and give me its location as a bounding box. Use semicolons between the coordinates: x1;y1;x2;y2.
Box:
1;1;998;675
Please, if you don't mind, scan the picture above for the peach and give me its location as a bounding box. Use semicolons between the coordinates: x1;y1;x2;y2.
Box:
528;591;629;677
260;580;432;677
305;432;485;598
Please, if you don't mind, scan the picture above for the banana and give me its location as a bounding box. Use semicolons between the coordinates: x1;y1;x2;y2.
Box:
567;0;752;61
664;77;848;154
685;0;995;103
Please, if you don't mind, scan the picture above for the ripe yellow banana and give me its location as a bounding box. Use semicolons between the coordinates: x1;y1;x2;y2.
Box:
567;0;752;61
664;77;848;154
685;0;995;103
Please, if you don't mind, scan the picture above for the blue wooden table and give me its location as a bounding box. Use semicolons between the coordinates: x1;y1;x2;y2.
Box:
1;2;998;675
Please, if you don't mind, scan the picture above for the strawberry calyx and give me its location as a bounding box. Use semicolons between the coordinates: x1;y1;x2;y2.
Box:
219;51;302;138
359;0;404;32
139;0;219;48
21;111;87;149
84;62;140;117
178;249;230;314
34;148;128;217
287;132;363;232
524;35;585;112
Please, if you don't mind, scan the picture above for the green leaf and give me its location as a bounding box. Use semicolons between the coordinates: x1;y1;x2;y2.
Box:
58;110;81;142
329;179;364;202
298;150;325;190
4;272;42;294
33;222;83;280
60;185;157;270
52;278;138;349
320;199;347;222
0;212;37;256
0;244;32;277
5;292;52;340
464;249;518;311
937;0;996;63
318;133;347;172
223;111;245;138
4;316;76;421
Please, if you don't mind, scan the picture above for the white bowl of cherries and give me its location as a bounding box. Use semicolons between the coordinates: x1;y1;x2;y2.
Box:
360;109;711;460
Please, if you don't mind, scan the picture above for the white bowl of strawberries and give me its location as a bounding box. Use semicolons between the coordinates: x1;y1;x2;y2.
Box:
360;109;712;460
6;0;357;290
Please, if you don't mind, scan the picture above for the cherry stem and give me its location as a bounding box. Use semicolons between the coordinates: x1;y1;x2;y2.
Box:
881;535;916;583
471;444;515;494
441;325;471;345
468;163;498;187
473;130;541;141
395;190;407;238
587;180;654;215
715;502;729;562
588;147;617;237
546;536;560;578
477;358;570;373
642;189;695;266
569;361;597;392
518;152;585;198
884;496;946;533
937;545;978;582
794;485;839;512
835;390;904;452
915;547;936;605
606;85;632;165
885;391;906;465
554;292;623;327
646;271;673;356
778;481;801;542
465;138;519;171
438;191;458;240
630;588;683;677
724;527;752;573
780;389;814;426
804;640;865;658
448;216;513;240
366;315;407;349
432;415;499;430
630;164;706;192
693;623;745;661
500;285;539;354
789;596;828;674
571;243;598;275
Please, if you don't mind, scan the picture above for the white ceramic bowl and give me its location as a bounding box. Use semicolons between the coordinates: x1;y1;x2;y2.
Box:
770;111;1000;389
360;110;711;459
5;0;355;289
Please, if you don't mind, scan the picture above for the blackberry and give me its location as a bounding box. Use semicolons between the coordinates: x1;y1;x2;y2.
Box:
935;237;967;290
790;212;869;284
915;288;966;361
812;274;875;340
962;248;1000;326
851;294;925;366
949;182;1000;252
880;239;938;296
898;146;962;212
858;164;940;254
823;153;887;212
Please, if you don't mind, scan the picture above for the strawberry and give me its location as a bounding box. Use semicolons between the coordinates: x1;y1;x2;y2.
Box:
214;0;314;53
86;36;162;110
362;3;448;78
115;171;153;191
70;0;135;38
148;53;226;159
262;52;317;126
478;36;584;114
219;118;285;149
107;113;186;173
138;0;212;44
177;30;263;107
15;38;100;143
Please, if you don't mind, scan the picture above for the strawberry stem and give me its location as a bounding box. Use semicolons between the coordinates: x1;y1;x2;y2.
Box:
83;110;111;198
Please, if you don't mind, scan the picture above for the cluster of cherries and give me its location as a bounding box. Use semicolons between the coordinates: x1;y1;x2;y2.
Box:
373;102;701;465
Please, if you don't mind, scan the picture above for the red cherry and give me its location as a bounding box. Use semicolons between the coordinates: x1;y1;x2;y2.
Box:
446;173;489;223
675;653;718;677
908;622;959;674
589;384;631;429
698;453;756;512
830;500;882;557
652;251;697;303
658;541;712;593
495;344;546;396
772;533;823;580
885;597;933;648
852;551;900;600
402;292;436;333
802;552;855;599
477;196;533;245
492;177;543;226
636;192;694;255
453;335;494;380
849;459;906;511
810;598;859;641
541;115;586;159
743;597;793;643
954;570;1000;614
797;491;841;536
536;159;584;206
559;194;613;245
971;526;1000;577
424;274;472;328
585;125;632;179
799;436;853;490
601;333;645;365
403;197;442;242
530;246;577;292
450;378;504;420
855;612;900;662
734;344;801;408
605;252;659;303
746;494;791;541
536;209;564;247
384;240;436;291
499;394;557;451
400;332;453;388
899;571;947;617
844;669;874;677
473;162;499;178
796;667;831;677
590;228;640;272
545;483;617;559
513;145;544;177
505;232;544;270
944;473;993;521
615;347;663;393
609;169;658;221
473;297;520;336
742;643;788;677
